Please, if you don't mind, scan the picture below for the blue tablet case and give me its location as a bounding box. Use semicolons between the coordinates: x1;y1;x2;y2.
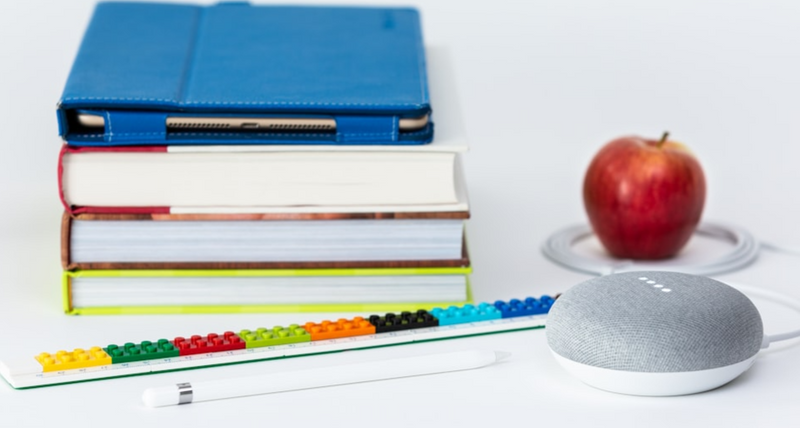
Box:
57;2;432;146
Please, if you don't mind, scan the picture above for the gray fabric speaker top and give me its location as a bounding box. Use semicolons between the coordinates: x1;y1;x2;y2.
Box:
546;271;763;372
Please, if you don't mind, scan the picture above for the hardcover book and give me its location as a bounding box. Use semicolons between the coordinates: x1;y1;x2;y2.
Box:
62;268;473;315
61;211;471;270
58;145;468;214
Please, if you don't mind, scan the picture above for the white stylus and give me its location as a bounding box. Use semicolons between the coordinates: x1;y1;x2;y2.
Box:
142;349;510;407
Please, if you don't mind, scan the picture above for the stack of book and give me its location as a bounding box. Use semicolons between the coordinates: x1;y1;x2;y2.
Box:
56;3;471;314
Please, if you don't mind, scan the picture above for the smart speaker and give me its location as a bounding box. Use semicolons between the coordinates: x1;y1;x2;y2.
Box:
546;271;764;396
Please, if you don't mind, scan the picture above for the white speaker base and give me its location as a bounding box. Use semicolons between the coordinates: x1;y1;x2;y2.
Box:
552;352;757;396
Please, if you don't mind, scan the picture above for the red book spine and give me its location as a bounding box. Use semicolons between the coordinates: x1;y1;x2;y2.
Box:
58;144;171;215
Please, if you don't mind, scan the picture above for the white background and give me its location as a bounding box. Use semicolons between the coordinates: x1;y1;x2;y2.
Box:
2;0;800;426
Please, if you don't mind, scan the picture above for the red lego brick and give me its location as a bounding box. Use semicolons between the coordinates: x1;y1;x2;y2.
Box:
173;331;245;356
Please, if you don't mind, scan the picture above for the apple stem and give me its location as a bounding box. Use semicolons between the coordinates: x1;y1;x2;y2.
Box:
657;131;670;148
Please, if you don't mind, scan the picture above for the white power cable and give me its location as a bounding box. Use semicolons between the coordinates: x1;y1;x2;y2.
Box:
725;281;800;348
541;222;760;277
760;241;800;257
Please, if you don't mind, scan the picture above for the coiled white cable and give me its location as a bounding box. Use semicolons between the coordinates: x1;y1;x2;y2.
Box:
725;281;800;348
541;222;800;346
541;222;760;277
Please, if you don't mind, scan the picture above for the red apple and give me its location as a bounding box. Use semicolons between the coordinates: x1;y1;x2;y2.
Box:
583;133;706;259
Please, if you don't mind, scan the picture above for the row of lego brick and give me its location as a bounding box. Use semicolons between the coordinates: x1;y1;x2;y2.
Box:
35;296;555;371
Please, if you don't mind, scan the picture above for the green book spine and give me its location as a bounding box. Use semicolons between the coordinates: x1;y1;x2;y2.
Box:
62;268;473;315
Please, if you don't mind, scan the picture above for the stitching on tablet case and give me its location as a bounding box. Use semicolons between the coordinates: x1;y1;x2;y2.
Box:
97;132;167;137
62;97;427;108
73;127;431;140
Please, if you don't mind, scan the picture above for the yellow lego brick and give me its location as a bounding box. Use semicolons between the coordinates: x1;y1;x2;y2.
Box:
35;347;111;372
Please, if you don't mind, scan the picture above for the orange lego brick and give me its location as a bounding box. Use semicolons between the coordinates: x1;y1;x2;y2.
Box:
35;347;111;372
303;317;376;341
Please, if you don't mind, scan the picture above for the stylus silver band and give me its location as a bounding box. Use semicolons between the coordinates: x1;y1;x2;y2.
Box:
177;382;193;405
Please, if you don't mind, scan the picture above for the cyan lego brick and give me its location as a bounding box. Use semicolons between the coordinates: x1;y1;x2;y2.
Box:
495;296;556;318
430;303;502;326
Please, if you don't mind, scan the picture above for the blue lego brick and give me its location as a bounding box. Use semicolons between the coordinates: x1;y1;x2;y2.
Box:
494;296;556;318
430;303;502;326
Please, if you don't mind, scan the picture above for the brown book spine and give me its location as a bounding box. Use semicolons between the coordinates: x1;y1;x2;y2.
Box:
61;211;74;270
68;258;469;270
73;211;470;221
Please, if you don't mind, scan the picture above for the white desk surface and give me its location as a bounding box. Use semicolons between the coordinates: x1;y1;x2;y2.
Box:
2;0;800;426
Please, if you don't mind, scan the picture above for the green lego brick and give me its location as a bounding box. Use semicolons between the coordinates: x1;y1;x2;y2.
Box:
239;325;311;348
104;339;179;364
